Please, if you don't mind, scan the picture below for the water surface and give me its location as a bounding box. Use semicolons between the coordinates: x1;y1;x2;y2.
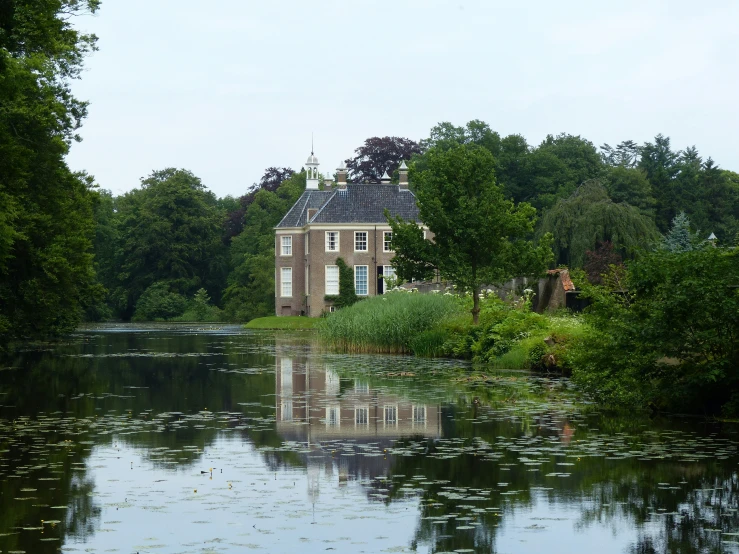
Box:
1;324;738;554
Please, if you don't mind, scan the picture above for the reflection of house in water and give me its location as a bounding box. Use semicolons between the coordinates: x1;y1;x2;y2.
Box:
275;343;442;485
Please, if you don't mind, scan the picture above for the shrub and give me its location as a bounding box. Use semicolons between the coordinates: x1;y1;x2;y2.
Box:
318;292;462;354
132;282;187;321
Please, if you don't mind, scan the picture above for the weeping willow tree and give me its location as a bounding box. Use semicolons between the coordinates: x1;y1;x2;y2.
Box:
538;180;660;267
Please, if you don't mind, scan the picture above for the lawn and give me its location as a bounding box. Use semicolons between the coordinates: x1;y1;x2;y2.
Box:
244;316;318;330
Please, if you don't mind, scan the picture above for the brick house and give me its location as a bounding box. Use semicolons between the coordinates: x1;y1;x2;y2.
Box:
274;152;423;316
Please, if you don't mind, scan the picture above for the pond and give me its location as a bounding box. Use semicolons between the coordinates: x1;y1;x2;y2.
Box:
1;324;738;554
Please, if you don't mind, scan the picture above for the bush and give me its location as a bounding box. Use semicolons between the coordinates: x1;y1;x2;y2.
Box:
172;288;224;322
132;282;187;321
570;247;739;413
318;291;463;354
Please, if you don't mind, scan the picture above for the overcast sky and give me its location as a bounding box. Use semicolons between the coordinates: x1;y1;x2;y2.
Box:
66;0;739;199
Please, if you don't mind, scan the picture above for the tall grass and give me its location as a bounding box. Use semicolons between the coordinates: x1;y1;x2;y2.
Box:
318;292;462;354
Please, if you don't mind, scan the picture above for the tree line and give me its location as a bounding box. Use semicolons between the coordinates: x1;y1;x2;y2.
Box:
2;3;737;350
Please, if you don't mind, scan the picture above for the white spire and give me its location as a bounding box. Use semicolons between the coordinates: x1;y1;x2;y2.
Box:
305;138;319;190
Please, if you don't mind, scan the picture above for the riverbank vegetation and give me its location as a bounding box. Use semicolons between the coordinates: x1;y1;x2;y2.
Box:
319;290;587;366
244;316;318;330
319;242;739;416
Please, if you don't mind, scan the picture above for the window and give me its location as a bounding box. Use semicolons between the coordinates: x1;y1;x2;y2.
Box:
384;405;398;425
325;231;339;252
412;405;427;426
383;231;393;252
354;231;367;251
354;380;369;394
280;267;292;297
281;236;292;256
325;265;339;295
355;406;369;426
354;265;368;295
383;266;395;293
326;406;340;427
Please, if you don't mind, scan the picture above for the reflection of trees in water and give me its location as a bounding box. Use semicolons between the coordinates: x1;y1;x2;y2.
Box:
0;327;304;552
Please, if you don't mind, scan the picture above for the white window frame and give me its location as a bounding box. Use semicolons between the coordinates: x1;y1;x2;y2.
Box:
412;404;427;427
326;405;341;427
383;231;393;252
382;265;396;293
325;265;339;295
281;235;292;256
325;231;339;252
354;265;368;296
383;404;398;426
354;231;368;252
355;406;369;427
280;267;292;297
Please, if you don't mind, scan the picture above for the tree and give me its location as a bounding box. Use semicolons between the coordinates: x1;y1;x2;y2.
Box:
345;137;421;183
603;166;655;215
223;172;306;321
521;134;603;210
583;241;623;285
114;169;227;319
539;180;661;267
661;212;701;253
388;143;552;324
223;167;294;241
0;0;101;347
573;247;739;414
420;120;502;157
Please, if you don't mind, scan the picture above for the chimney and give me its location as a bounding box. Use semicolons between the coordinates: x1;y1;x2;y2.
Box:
323;176;334;190
337;162;348;189
380;171;391;183
398;160;409;189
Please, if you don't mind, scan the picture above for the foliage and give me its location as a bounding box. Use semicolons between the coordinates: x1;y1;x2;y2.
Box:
571;247;739;414
172;288;224;322
583;241;623;285
222;171;305;321
0;0;101;348
324;257;359;309
113;168;227;319
318;292;463;354
660;211;701;253
345;137;421;183
539;180;661;267
223;167;294;241
132;282;188;322
244;316;318;330
389;143;552;323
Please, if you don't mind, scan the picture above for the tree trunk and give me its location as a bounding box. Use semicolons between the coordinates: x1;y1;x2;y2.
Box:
472;286;480;325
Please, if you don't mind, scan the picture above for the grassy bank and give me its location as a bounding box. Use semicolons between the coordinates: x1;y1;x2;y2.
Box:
244;316;318;330
318;293;463;354
318;291;586;368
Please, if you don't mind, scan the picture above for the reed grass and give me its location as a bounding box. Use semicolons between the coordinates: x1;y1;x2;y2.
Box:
318;292;462;354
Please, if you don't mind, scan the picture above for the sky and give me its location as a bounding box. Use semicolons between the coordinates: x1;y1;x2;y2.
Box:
66;0;739;199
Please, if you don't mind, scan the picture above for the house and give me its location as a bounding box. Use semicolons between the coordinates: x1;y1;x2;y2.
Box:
274;151;423;316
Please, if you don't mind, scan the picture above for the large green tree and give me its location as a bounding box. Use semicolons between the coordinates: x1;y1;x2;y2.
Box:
539;180;661;267
223;171;305;321
0;0;101;347
388;144;552;324
113;169;227;319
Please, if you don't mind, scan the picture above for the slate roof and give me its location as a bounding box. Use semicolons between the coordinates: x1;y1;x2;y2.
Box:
276;184;421;228
276;190;333;228
310;184;420;225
